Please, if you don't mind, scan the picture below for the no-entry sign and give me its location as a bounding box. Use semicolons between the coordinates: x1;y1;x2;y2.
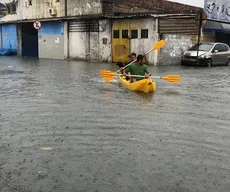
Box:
33;20;42;30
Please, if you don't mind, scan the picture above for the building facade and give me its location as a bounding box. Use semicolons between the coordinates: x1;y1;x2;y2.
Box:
203;0;230;46
0;0;203;65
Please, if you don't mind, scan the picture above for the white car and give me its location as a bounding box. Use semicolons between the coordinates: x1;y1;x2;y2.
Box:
181;42;230;67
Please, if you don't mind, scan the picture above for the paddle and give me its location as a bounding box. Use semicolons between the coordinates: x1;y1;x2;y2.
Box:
100;70;181;83
115;40;166;73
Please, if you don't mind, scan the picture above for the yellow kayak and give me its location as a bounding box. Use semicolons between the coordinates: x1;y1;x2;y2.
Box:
119;76;156;93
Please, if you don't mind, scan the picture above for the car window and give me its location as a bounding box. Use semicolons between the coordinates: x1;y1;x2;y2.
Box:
189;43;213;52
219;44;227;52
189;44;213;52
213;44;230;52
213;44;222;52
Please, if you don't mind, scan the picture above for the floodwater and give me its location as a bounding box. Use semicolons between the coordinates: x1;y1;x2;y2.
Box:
0;56;230;192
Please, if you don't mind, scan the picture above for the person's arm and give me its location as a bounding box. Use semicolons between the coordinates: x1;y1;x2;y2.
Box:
144;66;151;78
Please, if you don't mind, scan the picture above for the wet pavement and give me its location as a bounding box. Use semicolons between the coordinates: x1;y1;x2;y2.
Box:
0;56;230;192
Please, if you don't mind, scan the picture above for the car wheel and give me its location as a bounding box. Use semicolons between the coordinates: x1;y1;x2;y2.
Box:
226;58;230;66
206;59;212;67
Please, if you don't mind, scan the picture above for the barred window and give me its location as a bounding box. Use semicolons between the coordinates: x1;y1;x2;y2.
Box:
122;29;128;39
113;30;119;39
131;30;138;39
141;29;148;39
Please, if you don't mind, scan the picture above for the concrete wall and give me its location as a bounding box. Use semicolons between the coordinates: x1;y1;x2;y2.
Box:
129;18;159;65
99;20;111;62
67;0;102;16
69;19;111;62
160;34;196;65
38;21;65;60
0;0;65;22
69;31;89;60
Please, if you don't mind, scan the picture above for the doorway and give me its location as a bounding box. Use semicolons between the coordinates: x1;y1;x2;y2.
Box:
21;23;38;57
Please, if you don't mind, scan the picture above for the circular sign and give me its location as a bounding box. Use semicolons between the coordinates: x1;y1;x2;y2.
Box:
33;20;42;30
0;3;8;18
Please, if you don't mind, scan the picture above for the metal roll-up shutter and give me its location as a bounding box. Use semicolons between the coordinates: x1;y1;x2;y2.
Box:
68;20;99;33
159;16;199;35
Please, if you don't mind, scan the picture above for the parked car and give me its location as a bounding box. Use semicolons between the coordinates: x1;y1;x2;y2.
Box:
181;42;230;67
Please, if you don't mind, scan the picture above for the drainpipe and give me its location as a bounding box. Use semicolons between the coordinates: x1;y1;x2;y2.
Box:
65;0;67;17
196;9;203;68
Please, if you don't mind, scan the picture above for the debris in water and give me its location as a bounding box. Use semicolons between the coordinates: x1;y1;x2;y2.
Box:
40;147;53;150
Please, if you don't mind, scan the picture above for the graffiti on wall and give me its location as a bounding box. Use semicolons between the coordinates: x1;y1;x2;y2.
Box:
205;0;230;22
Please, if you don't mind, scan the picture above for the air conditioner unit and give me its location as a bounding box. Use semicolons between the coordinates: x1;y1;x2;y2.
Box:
49;8;57;16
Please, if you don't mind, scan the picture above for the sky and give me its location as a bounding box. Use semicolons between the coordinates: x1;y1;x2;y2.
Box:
167;0;204;8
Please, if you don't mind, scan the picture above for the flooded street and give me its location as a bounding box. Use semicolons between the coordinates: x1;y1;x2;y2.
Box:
0;56;230;192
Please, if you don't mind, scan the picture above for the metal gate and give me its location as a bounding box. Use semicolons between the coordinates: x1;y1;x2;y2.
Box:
159;16;199;35
68;20;100;60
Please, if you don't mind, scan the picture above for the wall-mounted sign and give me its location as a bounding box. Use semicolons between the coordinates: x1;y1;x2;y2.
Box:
205;0;230;22
0;3;8;18
33;20;42;30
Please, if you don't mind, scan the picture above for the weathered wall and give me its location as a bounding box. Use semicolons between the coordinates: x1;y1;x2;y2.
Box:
160;34;196;65
38;21;65;60
68;19;111;62
98;20;111;62
67;0;102;16
0;0;65;22
130;18;159;65
69;30;89;60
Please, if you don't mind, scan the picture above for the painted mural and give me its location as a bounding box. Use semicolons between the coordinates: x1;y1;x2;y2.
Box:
205;0;230;22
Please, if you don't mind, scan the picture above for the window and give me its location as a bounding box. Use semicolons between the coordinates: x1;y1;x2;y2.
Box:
141;29;148;39
131;30;138;39
212;44;229;52
12;3;16;13
103;38;107;45
213;44;222;52
219;44;227;52
113;30;119;39
122;29;128;38
189;43;213;52
6;3;17;14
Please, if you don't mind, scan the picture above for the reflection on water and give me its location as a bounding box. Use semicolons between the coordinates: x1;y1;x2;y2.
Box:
0;56;230;192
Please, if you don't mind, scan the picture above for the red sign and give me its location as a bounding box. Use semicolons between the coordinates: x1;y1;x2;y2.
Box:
33;20;42;30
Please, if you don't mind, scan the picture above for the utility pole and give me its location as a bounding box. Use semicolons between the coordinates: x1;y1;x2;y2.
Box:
196;9;203;68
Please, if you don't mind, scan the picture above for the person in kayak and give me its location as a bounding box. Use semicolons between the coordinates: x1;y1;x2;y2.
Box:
123;54;151;82
143;55;148;65
116;52;137;71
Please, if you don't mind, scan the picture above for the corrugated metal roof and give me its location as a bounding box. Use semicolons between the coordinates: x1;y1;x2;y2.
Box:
0;13;199;24
103;0;202;16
